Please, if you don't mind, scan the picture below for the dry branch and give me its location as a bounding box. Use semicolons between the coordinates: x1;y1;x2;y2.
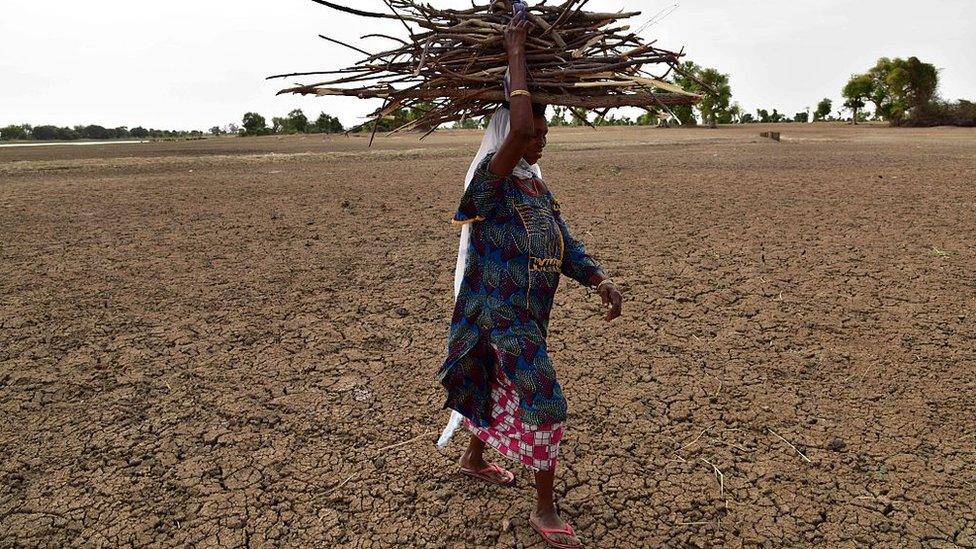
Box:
700;457;725;497
769;428;813;464
272;0;700;134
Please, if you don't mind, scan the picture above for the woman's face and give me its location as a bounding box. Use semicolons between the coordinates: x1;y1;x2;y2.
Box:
522;113;549;165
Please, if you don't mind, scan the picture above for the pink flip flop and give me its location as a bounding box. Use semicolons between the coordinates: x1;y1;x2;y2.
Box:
459;462;516;487
529;517;583;549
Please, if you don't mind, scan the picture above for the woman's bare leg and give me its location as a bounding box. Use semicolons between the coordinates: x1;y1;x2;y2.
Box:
458;435;514;484
459;434;489;470
532;465;581;546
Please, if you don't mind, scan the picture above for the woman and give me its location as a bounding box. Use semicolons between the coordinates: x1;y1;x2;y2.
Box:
436;14;622;549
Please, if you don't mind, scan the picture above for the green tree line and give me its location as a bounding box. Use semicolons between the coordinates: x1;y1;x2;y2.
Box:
0;124;207;142
239;109;344;136
1;109;347;141
841;56;975;126
452;55;973;129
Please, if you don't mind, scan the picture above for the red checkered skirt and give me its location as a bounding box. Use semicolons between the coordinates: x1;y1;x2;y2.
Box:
463;365;564;471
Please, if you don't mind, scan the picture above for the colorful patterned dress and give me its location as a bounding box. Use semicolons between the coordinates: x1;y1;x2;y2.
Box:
438;152;604;470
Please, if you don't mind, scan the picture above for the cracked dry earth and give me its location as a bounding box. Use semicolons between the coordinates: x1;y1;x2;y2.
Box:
1;124;975;548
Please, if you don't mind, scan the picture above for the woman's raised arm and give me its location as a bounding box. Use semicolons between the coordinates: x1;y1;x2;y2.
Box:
489;13;535;177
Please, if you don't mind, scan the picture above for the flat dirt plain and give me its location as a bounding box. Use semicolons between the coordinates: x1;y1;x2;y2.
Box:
1;123;975;548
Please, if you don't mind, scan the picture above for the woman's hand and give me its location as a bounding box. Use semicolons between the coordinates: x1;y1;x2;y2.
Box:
504;12;531;57
599;282;623;322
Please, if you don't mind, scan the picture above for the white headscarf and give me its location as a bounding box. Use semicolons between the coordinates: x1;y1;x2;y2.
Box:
436;107;542;449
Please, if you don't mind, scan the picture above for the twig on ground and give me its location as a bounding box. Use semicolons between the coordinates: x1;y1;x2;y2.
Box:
375;430;439;455
768;428;813;463
326;472;359;495
678;428;708;452
700;457;725;497
670;452;687;463
710;437;749;453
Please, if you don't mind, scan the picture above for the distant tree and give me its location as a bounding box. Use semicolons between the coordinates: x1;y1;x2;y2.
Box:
286;109;309;133
756;109;770;123
363;101;436;132
241;112;270;136
936;99;976;126
843;98;864;122
794;112;809;123
740;112;755;123
312;112;344;133
889;57;939;116
866;58;898;120
670;104;697;125
548;106;570;127
57;127;80;140
770;109;785;123
130;126;150;138
637;109;676;126
371;109;411;132
728;102;743;123
0;124;31;140
272;117;288;134
31;125;60;140
369;103;436;132
594;113;633;126
842;74;875;124
226;123;240;134
210;126;224;136
863;56;939;122
699;68;732;126
672;61;733;127
79;125;111;139
452;117;482;130
814;98;832;121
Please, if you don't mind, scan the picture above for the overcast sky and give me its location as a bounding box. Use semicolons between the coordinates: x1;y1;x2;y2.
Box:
2;1;974;130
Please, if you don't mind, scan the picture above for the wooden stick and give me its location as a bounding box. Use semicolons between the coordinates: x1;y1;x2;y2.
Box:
325;472;359;495
274;0;700;133
769;428;813;463
700;457;725;497
374;430;438;454
678;428;708;452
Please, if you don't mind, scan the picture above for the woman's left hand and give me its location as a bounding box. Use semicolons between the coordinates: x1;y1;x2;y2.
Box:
599;282;623;322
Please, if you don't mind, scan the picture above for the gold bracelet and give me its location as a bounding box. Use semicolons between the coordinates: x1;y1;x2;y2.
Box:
509;89;531;98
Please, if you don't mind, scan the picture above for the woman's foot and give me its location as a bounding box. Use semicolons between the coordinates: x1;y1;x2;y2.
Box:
458;435;515;486
530;510;582;548
458;455;516;486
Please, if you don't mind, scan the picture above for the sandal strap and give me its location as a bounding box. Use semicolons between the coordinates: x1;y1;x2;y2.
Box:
535;520;575;536
462;463;512;481
484;463;511;478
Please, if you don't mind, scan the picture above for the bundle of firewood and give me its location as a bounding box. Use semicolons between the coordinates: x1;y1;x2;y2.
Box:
270;0;701;137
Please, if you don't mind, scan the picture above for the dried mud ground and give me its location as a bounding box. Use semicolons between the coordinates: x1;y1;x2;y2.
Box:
1;123;975;548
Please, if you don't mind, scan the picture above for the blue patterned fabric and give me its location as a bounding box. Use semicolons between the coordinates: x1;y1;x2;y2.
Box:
438;153;605;427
